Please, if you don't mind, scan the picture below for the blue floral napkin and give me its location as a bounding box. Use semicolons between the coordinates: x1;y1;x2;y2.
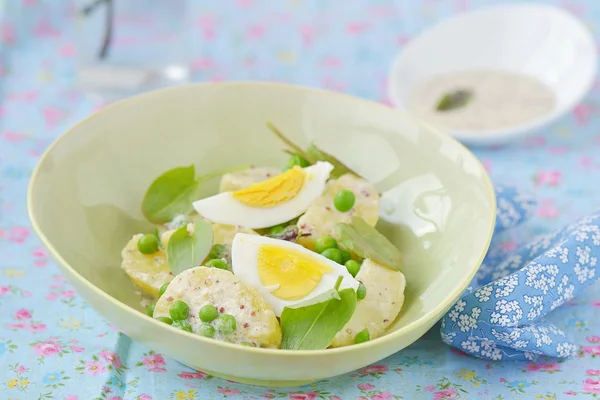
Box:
440;185;600;361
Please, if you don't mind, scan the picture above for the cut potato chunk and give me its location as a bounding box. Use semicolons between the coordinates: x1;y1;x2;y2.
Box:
219;166;282;193
331;259;405;347
121;234;173;298
122;222;258;297
297;174;379;246
153;266;282;348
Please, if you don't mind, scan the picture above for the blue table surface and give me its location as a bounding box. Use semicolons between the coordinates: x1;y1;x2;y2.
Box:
2;0;600;399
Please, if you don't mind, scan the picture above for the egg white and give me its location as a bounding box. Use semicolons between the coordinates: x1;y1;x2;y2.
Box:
192;162;334;229
231;233;359;316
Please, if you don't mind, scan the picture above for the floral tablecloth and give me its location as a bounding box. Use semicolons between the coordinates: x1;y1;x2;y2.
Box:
2;0;600;399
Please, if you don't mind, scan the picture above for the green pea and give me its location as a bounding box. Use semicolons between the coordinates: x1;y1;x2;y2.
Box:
286;154;310;169
172;320;193;333
137;233;159;254
214;314;237;334
354;328;370;344
169;300;190;321
158;282;169;297
198;323;215;338
340;249;352;264
357;282;367;300
269;224;286;235
199;304;218;322
205;259;229;270
345;260;361;277
146;303;156;317
155;316;173;325
207;244;228;260
321;248;343;264
241;341;255;347
333;189;355;212
315;236;337;253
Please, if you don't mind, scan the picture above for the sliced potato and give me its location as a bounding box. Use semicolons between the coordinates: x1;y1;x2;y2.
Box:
219;166;282;193
297;174;379;245
331;259;405;347
121;234;173;298
153;266;282;348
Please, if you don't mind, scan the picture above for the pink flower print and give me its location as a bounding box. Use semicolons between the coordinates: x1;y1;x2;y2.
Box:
499;378;507;383
549;146;568;155
358;365;389;375
537;199;558;219
299;25;317;46
70;345;85;353
99;350;123;368
22;290;32;297
86;361;106;376
8;226;30;243
235;0;253;7
587;369;600;376
525;362;543;371
138;395;152;400
15;365;27;373
190;57;214;71
541;362;560;371
499;241;518;252
582;345;600;355
195;15;215;40
34;18;60;37
246;25;266;39
58;43;76;57
141;354;167;372
450;347;468;357
177;371;207;380
588;336;600;343
535;170;562;186
62;290;76;299
288;393;318;400
64;395;79;400
424;386;436;392
43;106;65;128
46;292;59;301
216;388;241;397
15;308;32;320
0;286;10;296
8;322;27;330
2;131;27;143
28;323;48;333
372;393;394;400
433;387;458;399
261;395;275;399
346;21;370;34
330;397;342;400
321;57;342;68
33;341;62;357
573;103;594;125
584;378;600;394
358;383;375;390
0;23;16;45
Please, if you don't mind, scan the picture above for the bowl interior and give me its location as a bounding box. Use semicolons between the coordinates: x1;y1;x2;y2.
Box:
29;83;495;382
389;4;597;141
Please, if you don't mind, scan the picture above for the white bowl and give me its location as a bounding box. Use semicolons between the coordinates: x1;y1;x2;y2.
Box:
388;3;597;146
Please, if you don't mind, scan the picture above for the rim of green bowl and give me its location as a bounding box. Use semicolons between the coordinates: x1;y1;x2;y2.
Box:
27;81;497;357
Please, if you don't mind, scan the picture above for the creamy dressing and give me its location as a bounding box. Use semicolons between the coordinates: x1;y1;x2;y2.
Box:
409;69;556;132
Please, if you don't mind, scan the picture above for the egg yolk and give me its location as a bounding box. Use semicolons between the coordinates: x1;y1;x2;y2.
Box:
232;166;305;207
257;244;333;300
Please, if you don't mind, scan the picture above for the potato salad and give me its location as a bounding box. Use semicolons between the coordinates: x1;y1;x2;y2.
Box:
121;123;406;350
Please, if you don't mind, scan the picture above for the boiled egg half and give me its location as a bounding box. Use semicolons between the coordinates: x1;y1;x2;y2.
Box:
231;233;359;316
192;162;333;229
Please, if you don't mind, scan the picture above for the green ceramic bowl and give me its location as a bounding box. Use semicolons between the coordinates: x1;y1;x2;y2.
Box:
28;82;496;387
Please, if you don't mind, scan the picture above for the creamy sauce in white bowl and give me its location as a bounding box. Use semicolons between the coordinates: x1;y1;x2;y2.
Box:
409;69;556;132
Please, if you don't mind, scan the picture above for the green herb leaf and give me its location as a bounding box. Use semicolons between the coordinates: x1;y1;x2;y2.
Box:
266;121;360;179
167;219;214;275
306;143;359;179
280;283;357;350
141;165;199;224
334;216;402;270
266;225;300;242
266;122;316;164
436;89;473;112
